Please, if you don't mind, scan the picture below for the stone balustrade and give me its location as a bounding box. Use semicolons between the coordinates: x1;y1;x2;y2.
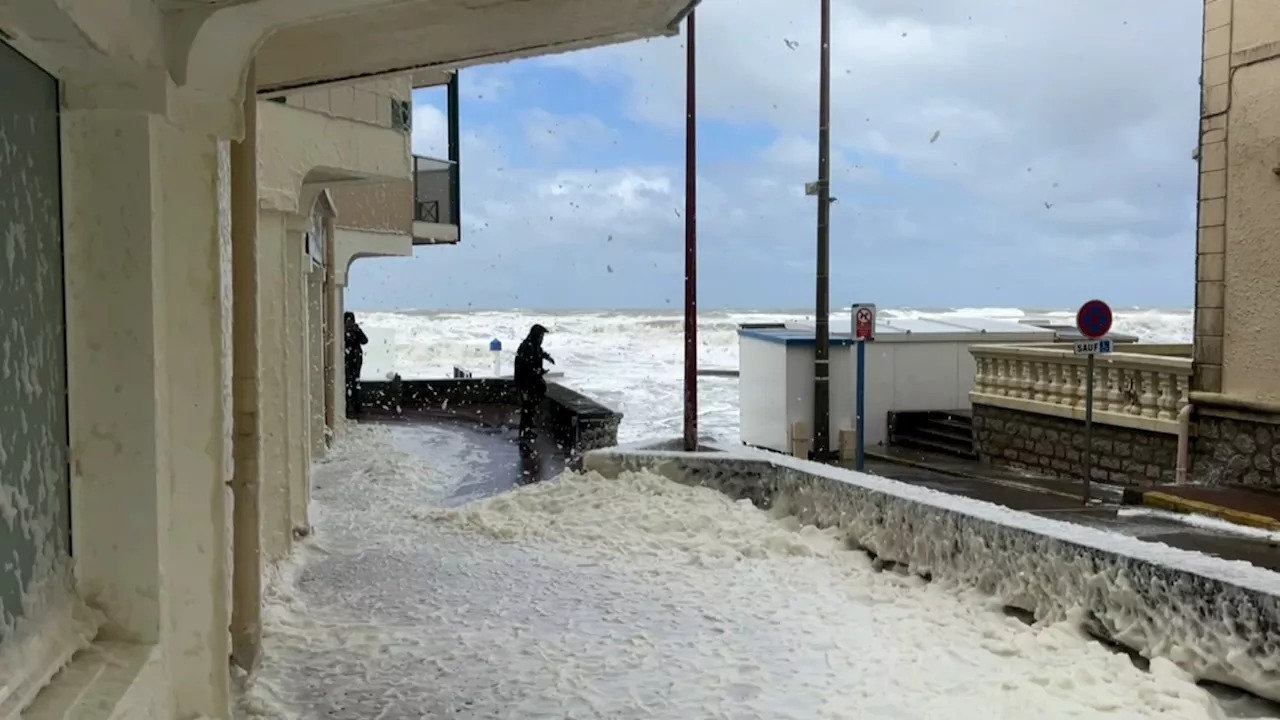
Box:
970;345;1193;434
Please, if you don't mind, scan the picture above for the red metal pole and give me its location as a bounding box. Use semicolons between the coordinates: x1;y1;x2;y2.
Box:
683;9;699;452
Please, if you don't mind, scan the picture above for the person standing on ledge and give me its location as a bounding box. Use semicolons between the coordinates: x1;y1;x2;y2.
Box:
344;311;369;417
514;323;555;450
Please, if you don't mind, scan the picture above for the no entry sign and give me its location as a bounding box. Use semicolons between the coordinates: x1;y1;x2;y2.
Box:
1075;299;1113;340
853;304;876;340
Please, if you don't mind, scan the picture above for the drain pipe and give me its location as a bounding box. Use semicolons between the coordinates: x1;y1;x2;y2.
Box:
1175;402;1194;484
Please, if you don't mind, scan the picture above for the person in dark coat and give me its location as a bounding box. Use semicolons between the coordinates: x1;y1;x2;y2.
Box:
344;312;369;417
513;323;554;449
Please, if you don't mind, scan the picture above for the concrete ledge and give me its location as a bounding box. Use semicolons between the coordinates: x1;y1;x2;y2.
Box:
584;440;1280;702
971;393;1181;435
1121;489;1280;532
21;643;170;720
361;377;622;459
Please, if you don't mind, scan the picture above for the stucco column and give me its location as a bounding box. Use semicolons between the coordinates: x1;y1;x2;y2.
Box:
284;219;311;535
330;282;348;435
230;60;263;672
309;265;327;460
62;107;232;717
256;208;292;561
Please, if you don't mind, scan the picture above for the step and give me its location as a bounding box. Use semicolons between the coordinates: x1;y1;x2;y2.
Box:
910;425;974;446
915;419;973;439
892;434;979;460
925;416;973;432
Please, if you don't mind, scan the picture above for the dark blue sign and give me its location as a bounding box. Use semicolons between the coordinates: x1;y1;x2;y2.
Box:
1075;299;1113;340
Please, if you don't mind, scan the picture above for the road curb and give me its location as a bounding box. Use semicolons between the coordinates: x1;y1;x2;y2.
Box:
1139;490;1280;532
863;451;1124;504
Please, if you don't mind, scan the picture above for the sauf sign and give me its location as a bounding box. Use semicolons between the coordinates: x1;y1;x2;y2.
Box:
1073;298;1113;505
1074;338;1113;356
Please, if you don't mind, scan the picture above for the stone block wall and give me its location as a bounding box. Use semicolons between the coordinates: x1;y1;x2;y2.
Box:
1193;412;1280;488
971;404;1180;486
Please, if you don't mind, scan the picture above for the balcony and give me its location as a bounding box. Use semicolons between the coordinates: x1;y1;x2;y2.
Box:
413;154;460;245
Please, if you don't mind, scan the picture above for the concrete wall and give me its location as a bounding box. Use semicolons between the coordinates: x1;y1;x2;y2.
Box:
330;181;414;235
282;77;410;129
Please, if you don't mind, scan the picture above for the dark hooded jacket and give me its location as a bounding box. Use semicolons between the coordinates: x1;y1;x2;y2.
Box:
514;325;552;396
344;315;368;375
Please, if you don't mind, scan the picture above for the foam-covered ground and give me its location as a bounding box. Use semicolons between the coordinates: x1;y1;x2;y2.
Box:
236;424;1256;719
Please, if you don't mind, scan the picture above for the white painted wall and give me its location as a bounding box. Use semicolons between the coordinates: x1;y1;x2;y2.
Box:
738;333;855;453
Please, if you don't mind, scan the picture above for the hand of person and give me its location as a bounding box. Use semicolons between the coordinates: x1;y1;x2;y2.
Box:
546;354;556;365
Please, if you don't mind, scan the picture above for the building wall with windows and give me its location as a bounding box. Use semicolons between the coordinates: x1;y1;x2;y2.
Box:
0;0;697;715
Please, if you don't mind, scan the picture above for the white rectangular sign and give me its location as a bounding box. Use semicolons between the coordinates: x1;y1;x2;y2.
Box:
852;303;877;341
1074;339;1113;356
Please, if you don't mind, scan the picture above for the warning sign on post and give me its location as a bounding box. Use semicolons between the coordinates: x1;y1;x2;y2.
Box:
852;304;877;341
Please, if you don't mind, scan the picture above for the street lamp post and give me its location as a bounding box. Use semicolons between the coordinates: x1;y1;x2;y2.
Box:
683;9;699;452
813;0;833;458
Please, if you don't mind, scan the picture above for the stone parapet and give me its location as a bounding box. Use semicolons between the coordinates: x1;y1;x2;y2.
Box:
1191;393;1280;487
969;344;1192;435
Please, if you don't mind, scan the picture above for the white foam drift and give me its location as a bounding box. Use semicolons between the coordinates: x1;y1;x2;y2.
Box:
585;441;1280;706
241;425;1261;718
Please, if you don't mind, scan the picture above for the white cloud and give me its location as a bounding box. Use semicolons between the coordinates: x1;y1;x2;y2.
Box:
535;0;1200;261
411;103;448;158
379;0;1202;309
521;109;618;158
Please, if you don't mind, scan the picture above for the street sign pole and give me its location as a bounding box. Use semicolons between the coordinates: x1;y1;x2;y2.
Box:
852;304;876;472
1074;299;1114;506
856;339;866;471
1083;352;1094;505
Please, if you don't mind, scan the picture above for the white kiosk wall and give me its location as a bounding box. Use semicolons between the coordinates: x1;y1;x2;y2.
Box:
738;327;855;453
850;316;1055;446
360;327;399;380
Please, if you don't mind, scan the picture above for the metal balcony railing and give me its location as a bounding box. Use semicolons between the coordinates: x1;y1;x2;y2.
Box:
413;154;458;226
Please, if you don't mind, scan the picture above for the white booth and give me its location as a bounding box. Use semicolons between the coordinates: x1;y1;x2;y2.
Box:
738;326;856;455
360;327;399;381
738;317;1055;453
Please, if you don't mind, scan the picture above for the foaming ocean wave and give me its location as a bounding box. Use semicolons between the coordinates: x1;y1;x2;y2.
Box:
354;306;1192;444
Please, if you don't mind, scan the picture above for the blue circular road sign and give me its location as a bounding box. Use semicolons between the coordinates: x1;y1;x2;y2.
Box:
1076;299;1113;340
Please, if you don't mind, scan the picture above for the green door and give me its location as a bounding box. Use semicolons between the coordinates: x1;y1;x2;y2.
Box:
0;40;71;649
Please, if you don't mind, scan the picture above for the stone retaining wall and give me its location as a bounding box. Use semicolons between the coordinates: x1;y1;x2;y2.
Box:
583;439;1280;702
1194;411;1280;488
971;403;1179;486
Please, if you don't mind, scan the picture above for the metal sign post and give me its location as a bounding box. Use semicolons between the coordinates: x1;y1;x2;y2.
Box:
852;304;876;472
1074;299;1114;505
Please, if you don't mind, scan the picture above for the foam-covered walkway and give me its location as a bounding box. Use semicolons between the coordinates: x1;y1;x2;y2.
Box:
235;423;1264;719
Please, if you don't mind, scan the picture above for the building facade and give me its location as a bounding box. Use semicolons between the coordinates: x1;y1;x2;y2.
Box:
1190;0;1280;484
0;0;697;717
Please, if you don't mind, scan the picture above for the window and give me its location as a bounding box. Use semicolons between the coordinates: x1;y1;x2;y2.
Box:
391;99;412;133
0;39;72;653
